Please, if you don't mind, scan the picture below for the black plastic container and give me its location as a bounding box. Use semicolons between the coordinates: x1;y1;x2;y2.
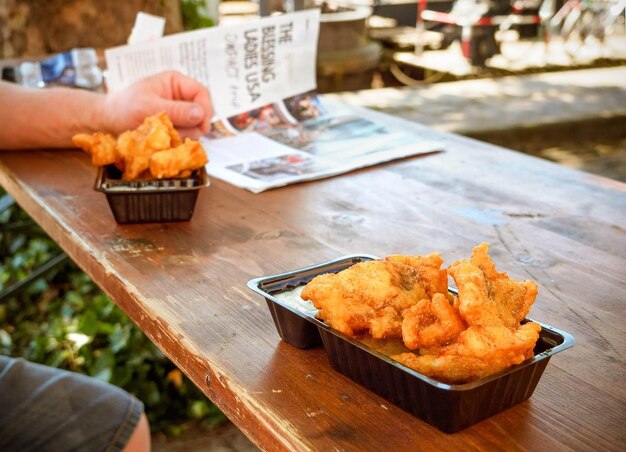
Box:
94;165;210;224
248;255;575;433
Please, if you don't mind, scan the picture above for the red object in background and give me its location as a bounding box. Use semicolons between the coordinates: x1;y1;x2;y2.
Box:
418;0;542;66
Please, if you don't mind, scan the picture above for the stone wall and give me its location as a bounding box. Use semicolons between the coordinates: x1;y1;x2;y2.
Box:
0;0;183;58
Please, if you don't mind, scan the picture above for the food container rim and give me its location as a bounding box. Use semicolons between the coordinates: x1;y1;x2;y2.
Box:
248;254;575;391
94;165;210;193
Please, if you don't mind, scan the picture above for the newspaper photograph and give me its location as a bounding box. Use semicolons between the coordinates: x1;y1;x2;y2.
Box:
202;96;444;193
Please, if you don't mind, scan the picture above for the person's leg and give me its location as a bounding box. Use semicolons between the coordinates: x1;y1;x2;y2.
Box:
0;355;148;452
124;413;151;452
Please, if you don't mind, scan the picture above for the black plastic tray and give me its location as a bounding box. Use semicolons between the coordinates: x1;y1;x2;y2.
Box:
248;255;575;433
94;165;210;224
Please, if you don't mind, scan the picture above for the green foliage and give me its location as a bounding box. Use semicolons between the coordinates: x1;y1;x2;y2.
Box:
181;0;217;30
0;189;225;435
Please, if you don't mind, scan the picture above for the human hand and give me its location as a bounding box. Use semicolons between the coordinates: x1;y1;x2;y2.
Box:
103;71;214;139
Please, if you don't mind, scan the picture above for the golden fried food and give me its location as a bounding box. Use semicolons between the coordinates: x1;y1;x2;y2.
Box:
301;253;448;339
300;244;543;383
392;322;541;384
72;132;120;167
150;138;208;179
117;113;179;180
448;243;537;328
401;293;466;351
154;112;183;148
385;254;450;297
72;112;207;180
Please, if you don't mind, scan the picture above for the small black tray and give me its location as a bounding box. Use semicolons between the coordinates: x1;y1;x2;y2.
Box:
248;255;575;433
94;165;210;224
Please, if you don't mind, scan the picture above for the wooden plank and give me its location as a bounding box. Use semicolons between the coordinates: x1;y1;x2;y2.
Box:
1;117;625;450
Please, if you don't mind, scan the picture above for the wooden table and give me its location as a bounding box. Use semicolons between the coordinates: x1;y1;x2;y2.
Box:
1;116;624;450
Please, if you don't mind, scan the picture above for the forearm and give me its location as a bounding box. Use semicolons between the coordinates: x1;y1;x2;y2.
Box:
0;72;213;150
0;82;108;150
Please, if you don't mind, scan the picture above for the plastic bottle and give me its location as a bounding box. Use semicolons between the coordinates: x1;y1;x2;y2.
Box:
1;48;103;90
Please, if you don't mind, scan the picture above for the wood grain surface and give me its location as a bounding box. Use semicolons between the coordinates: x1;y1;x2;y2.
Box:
1;116;625;451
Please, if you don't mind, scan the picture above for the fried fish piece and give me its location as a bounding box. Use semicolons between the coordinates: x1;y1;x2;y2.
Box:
392;321;541;383
72;112;204;181
117;113;177;180
72;132;120;166
149;138;208;179
447;243;537;328
401;293;466;350
155;112;183;148
301;253;448;339
385;254;451;296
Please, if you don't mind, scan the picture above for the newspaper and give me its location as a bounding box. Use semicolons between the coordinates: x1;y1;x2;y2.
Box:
106;10;320;118
106;10;443;193
201;94;443;193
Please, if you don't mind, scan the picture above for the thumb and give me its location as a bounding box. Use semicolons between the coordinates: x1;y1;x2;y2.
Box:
159;100;205;128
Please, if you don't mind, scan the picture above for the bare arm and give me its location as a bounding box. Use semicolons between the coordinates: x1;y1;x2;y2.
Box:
0;71;214;150
0;82;107;149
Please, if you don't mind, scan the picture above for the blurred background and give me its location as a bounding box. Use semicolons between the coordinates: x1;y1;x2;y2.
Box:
1;0;625;90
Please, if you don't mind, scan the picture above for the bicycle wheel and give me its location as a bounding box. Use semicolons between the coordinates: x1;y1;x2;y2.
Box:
469;27;499;66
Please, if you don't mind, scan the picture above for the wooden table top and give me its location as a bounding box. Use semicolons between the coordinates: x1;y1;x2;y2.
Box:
1;116;625;450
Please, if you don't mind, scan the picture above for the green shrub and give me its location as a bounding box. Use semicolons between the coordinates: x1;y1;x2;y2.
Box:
181;0;217;30
0;190;225;435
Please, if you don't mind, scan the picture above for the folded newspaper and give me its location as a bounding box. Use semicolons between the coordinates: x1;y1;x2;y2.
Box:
201;95;443;192
105;10;443;193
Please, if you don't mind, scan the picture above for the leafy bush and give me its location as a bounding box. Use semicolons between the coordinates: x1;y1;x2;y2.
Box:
0;190;225;435
181;0;217;30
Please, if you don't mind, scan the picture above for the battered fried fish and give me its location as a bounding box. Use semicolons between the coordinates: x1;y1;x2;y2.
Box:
401;293;466;351
72;112;207;181
117;113;179;180
448;243;537;328
301;244;542;383
72;132;120;167
301;253;448;339
392;322;541;384
149;138;208;179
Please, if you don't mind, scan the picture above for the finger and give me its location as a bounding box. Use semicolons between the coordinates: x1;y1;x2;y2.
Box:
189;86;213;132
158;100;207;129
167;72;214;129
197;89;214;132
177;126;204;141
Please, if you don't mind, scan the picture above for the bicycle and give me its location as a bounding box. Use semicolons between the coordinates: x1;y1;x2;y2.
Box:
548;0;626;59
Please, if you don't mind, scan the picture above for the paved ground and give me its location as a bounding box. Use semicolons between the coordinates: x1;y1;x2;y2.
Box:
329;66;626;181
329;66;626;134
